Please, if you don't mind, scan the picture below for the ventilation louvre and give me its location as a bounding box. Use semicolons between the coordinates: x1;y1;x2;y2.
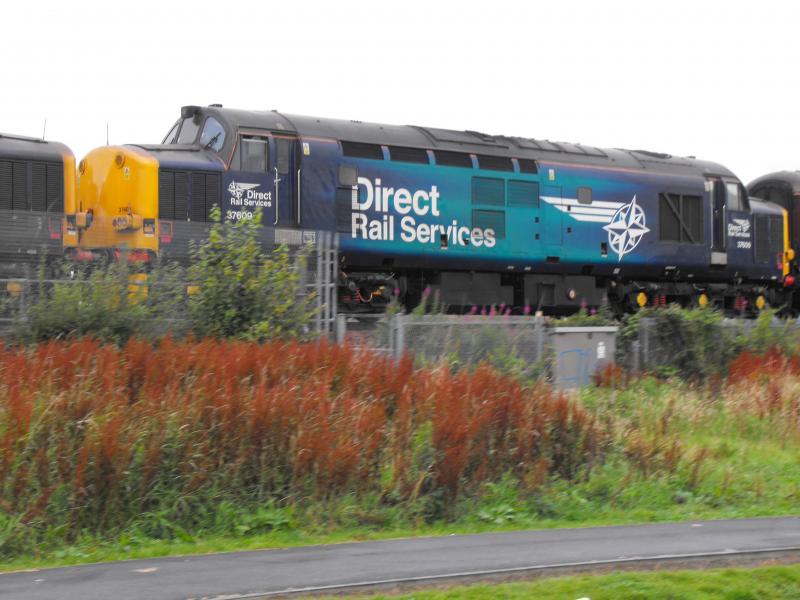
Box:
0;160;12;210
159;169;221;222
341;141;383;160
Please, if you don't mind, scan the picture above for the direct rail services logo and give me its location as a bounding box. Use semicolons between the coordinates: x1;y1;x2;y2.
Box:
350;177;497;247
728;217;752;249
728;218;751;238
228;181;273;208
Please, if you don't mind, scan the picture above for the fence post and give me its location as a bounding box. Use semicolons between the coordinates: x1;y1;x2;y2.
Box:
534;316;545;363
330;233;339;337
22;280;29;323
388;314;395;355
314;233;323;336
640;318;650;370
394;312;405;362
335;313;346;344
631;339;641;373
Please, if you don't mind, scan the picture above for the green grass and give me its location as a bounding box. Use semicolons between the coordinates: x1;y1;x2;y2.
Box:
3;376;800;574
311;565;800;600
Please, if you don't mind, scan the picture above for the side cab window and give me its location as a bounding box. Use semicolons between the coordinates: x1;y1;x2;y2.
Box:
725;181;750;211
163;120;180;144
232;136;269;172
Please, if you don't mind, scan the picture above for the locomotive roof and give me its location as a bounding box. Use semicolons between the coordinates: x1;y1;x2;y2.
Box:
128;144;227;170
192;105;737;180
749;197;786;216
748;170;800;193
0;133;71;162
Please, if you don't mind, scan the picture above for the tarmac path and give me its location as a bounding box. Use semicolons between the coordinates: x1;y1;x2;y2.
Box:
1;517;799;599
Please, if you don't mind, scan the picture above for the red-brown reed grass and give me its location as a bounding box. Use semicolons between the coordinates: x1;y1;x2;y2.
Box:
0;337;603;545
724;347;800;435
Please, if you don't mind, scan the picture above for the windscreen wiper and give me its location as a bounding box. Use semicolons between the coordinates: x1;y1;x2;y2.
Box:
203;132;221;150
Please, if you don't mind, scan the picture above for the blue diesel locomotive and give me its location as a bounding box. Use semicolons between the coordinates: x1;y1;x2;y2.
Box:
749;171;800;304
67;105;792;313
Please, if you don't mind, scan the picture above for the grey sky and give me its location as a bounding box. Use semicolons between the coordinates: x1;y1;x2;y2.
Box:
0;0;796;183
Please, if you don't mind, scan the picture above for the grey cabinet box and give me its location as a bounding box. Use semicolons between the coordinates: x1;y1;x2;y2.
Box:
550;326;618;389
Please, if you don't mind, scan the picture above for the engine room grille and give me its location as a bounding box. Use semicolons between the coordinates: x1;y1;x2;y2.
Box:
388;146;429;164
658;193;703;244
476;154;513;172
755;214;783;263
341;141;383;160
159;169;221;221
0;159;63;212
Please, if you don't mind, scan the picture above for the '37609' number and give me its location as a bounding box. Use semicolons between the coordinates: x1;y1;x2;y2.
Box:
226;210;254;221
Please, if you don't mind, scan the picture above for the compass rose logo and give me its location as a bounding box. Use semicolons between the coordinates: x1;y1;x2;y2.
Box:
603;195;650;261
228;181;261;201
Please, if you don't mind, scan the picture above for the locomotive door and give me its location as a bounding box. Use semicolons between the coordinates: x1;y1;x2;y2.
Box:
509;179;542;256
709;178;727;265
226;134;277;225
270;135;300;227
542;185;563;247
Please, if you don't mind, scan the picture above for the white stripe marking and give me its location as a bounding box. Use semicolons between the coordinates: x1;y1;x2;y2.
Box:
541;196;625;210
556;206;618;216
572;215;614;223
562;198;625;209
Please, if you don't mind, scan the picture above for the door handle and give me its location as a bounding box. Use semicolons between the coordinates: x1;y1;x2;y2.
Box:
273;167;280;226
297;168;301;226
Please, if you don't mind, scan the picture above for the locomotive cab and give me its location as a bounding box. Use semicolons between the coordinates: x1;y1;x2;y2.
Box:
163;106;304;229
163;106;228;154
66;105;310;265
748;172;800;278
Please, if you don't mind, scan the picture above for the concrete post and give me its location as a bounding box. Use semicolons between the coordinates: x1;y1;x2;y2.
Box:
394;313;406;362
335;313;346;344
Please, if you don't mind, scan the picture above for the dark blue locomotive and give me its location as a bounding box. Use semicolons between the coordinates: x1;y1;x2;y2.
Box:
748;171;800;307
67;105;792;313
0;133;75;277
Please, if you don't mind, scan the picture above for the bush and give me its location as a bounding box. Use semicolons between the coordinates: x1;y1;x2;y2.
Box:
12;208;315;343
16;259;186;344
617;305;800;380
553;304;616;327
188;208;315;340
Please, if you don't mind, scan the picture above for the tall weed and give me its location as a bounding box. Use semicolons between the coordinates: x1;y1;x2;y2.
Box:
0;338;601;556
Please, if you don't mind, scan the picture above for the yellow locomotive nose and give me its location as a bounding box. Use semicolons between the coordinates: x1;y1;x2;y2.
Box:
68;146;159;259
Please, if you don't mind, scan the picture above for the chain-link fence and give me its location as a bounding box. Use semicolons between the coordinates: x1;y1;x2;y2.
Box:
334;313;395;357
0;213;339;338
335;311;800;387
8;211;800;385
337;314;545;361
0;209;64;279
0;277;193;338
620;316;800;374
335;313;617;388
